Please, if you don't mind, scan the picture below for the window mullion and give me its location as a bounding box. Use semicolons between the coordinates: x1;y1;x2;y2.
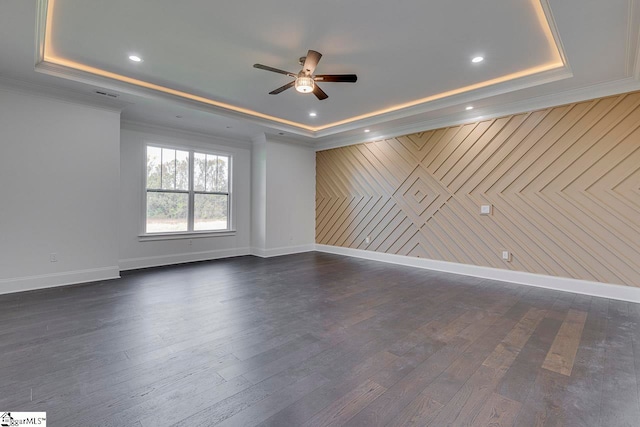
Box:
188;150;195;231
147;189;189;194
203;154;207;192
159;148;163;188
214;155;219;191
193;191;229;196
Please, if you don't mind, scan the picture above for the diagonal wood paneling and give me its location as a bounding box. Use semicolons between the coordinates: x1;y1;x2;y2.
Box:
316;92;640;287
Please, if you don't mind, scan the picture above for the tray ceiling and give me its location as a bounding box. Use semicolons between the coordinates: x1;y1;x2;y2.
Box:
0;0;638;143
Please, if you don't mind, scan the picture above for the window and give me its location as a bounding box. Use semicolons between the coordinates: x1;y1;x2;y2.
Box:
145;145;231;234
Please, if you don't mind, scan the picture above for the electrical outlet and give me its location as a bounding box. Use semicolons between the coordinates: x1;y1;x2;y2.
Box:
50;253;58;262
480;205;492;215
502;251;511;262
188;239;193;246
365;236;371;244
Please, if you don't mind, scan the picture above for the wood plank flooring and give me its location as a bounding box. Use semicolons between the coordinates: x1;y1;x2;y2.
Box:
0;252;638;426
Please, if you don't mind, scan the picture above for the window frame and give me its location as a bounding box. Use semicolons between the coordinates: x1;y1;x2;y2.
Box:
139;142;235;241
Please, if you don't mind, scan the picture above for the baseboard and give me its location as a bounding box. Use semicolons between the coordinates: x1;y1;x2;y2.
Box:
0;266;120;296
119;247;252;271
251;244;316;258
315;244;640;304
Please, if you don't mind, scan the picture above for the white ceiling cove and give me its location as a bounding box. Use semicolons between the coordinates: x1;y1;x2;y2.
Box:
1;0;639;146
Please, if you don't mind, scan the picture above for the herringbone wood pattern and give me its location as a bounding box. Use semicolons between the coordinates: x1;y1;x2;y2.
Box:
317;92;640;287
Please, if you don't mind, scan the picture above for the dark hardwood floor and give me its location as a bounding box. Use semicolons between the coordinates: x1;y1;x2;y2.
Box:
1;252;639;426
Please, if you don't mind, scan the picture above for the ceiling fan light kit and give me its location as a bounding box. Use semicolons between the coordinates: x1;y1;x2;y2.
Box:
295;76;315;93
253;49;357;100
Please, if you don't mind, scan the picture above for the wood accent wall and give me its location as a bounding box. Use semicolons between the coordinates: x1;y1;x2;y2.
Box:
316;92;640;287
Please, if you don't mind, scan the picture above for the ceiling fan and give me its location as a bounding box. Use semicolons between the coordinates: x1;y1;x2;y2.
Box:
253;49;357;100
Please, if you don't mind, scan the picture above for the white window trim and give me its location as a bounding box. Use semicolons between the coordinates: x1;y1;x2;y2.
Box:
138;230;236;241
139;141;235;241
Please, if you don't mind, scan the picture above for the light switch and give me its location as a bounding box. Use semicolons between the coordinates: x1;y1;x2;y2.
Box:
480;205;492;215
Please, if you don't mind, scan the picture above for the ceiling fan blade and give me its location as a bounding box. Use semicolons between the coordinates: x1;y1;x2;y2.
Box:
313;84;328;100
253;64;296;77
302;50;322;75
314;74;358;83
269;81;295;95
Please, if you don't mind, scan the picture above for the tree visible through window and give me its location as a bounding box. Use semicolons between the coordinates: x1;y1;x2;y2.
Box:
146;145;230;233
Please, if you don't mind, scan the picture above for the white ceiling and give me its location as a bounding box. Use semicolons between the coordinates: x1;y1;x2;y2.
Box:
1;0;639;147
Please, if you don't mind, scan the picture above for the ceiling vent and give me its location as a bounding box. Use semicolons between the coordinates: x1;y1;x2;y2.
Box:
95;90;119;98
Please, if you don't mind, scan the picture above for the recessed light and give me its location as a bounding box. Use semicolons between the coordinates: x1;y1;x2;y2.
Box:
175;115;183;119
278;132;285;135
128;55;142;62
364;129;370;133
471;56;484;63
309;112;317;117
465;106;474;110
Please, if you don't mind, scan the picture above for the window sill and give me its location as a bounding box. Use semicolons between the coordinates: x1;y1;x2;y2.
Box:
138;230;236;242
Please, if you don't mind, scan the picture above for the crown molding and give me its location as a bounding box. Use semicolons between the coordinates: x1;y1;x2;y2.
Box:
34;58;571;141
312;0;571;139
314;77;640;151
265;133;315;148
249;132;315;149
0;75;129;113
627;0;640;79
34;0;47;67
35;0;572;139
313;67;573;139
121;120;253;149
34;60;318;139
540;0;570;71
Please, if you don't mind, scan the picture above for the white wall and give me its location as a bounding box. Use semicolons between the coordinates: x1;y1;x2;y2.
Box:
0;87;316;294
265;138;315;251
250;137;315;257
119;124;252;270
0;88;121;294
251;134;267;252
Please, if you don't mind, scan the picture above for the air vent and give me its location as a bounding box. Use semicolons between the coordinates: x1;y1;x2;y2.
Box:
95;90;119;98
